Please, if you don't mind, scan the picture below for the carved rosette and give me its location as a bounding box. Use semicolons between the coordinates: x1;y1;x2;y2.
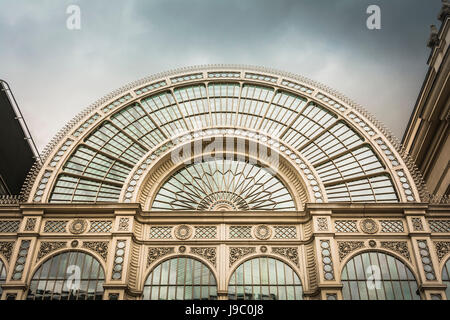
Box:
147;247;175;267
254;225;272;240
271;247;299;267
82;241;108;261
360;219;379;234
37;241;67;261
229;247;256;266
380;241;410;261
0;241;15;262
175;225;192;240
190;247;217;267
338;241;365;261
434;241;450;262
69;219;87;234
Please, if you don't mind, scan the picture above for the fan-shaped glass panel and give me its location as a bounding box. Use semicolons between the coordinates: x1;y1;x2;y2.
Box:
341;252;420;300
228;257;303;300
151;159;295;211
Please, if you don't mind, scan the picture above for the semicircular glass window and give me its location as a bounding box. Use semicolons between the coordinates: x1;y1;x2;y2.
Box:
228;257;303;300
341;251;420;300
151;159;295;211
143;257;217;300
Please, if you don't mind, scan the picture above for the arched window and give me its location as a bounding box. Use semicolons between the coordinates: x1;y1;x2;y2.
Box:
152;159;295;211
228;257;303;300
442;258;450;299
341;251;420;300
143;257;217;300
0;258;6;297
27;251;105;300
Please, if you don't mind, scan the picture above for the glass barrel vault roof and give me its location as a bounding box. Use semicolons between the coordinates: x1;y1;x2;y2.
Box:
27;65;420;208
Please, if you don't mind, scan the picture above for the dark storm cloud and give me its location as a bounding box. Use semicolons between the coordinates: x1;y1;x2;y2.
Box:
0;0;443;149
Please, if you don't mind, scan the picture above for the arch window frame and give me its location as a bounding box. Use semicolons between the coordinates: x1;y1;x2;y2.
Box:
340;250;421;300
143;256;218;300
26;250;106;301
227;255;304;300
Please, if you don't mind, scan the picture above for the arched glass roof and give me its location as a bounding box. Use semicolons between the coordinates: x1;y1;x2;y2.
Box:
27;65;421;208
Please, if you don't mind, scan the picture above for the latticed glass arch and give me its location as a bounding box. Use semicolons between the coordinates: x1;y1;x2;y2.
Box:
0;258;6;297
442;258;450;299
143;257;217;300
341;251;420;300
27;251;105;300
152;159;295;211
28;66;414;206
228;257;303;300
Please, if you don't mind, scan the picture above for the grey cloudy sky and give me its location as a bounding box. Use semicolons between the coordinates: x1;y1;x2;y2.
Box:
0;0;442;150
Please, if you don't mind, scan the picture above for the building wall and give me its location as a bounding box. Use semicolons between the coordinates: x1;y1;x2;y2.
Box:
0;203;449;300
403;13;450;199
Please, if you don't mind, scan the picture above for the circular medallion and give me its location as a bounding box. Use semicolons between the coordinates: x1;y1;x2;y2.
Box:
71;240;79;248
254;225;272;240
360;219;378;234
179;246;186;253
175;225;192;240
260;246;268;253
368;240;377;247
69;219;87;234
